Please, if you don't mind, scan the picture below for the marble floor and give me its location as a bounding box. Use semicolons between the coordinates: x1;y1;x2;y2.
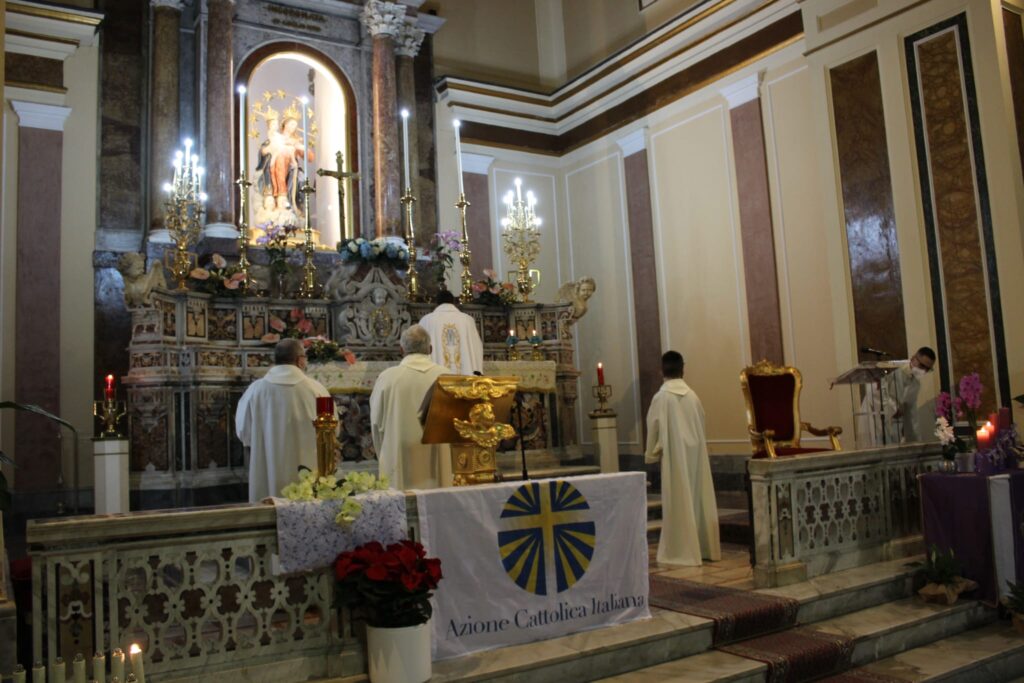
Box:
648;540;755;590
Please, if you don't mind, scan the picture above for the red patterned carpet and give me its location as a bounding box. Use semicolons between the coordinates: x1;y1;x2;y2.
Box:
718;627;855;683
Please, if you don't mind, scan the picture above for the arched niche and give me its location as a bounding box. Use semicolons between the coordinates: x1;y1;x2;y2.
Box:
236;43;360;247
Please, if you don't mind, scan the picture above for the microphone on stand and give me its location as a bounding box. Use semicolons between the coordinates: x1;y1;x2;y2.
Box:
515;392;530;482
860;346;891;357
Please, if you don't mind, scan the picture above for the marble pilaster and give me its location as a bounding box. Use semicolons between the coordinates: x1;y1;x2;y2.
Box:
149;0;183;240
362;0;405;238
203;0;238;237
396;22;424;210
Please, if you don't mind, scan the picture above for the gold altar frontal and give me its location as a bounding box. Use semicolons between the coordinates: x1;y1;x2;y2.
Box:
422;375;518;486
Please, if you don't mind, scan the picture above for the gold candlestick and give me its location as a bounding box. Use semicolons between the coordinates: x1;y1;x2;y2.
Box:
298;180;318;298
456;193;473;304
500;180;542;302
162;143;206;290
530;341;544;361
592;384;613;415
402;187;421;302
93;399;127;439
235;171;254;292
314;411;339;478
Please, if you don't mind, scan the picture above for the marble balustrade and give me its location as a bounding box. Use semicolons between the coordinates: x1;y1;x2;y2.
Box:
748;443;944;588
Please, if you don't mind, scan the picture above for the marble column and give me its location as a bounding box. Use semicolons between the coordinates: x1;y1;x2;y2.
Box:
10;101;71;494
148;0;183;242
396;22;425;194
362;0;406;238
203;0;238;237
722;74;785;365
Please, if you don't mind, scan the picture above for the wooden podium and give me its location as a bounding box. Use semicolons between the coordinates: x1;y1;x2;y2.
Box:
422;375;518;485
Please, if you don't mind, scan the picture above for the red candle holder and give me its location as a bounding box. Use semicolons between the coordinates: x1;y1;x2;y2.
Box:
316;396;335;416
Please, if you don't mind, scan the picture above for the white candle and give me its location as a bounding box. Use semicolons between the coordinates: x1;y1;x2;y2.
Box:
110;650;124;683
191;155;199;194
301;96;309;180
238;85;246;177
92;652;105;683
13;665;26;683
515;177;522;203
52;658;65;683
128;645;144;683
73;654;86;683
453;119;464;197
32;662;44;683
401;108;411;190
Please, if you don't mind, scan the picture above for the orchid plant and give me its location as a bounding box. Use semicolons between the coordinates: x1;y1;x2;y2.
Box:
189;253;247;297
425;230;462;287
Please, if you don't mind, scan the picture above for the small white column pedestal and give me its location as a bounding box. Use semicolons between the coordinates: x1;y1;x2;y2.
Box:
590;411;620;473
93;438;130;514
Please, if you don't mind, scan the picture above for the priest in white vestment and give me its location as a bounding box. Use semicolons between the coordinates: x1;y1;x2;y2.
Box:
645;351;721;566
236;338;332;502
417;289;483;375
370;324;452;489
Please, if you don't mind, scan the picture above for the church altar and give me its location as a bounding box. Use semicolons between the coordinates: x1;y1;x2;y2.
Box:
121;270;585;507
25;472;648;681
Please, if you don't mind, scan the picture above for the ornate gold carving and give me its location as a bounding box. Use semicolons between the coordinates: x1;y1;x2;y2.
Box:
439;376;517;401
454;403;515;450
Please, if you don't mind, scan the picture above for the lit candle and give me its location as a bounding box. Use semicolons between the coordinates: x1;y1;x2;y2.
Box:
597;362;605;386
53;657;65;683
105;374;115;401
237;85;247;176
93;652;105;683
507;328;518;346
13;664;26;683
985;420;995;435
515;177;522;203
453;119;465;196
32;662;44;683
73;654;86;683
401;108;411;190
316;397;334;416
128;645;144;683
110;649;124;683
977;428;991;451
301;96;310;180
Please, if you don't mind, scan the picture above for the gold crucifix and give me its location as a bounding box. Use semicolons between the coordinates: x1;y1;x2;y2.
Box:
316;151;360;240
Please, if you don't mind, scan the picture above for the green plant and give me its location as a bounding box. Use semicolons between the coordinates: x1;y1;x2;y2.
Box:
909;545;962;586
1006;580;1024;615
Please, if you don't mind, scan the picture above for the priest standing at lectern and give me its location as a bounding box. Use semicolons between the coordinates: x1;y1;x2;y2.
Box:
417;289;484;375
370;325;451;489
236;339;332;502
645;351;721;566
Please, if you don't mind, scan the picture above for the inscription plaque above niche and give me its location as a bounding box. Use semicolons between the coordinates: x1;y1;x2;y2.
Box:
829;51;908;363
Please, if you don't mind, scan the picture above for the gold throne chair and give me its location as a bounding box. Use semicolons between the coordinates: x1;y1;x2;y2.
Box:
740;359;842;459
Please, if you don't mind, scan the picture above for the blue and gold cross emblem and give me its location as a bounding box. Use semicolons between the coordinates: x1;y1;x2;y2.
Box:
497;480;596;595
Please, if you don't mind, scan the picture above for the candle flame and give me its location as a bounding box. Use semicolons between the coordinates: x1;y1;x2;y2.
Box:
453;119;461;128
237;85;246;94
598;362;603;369
129;644;142;655
401;108;409;119
106;374;114;382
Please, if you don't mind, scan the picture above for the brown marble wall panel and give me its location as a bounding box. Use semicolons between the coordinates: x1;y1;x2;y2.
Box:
4;53;63;89
729;99;784;365
915;30;997;411
829;52;908;362
99;0;146;232
1003;9;1024;183
623;150;662;428
15;128;63;492
463;172;494;277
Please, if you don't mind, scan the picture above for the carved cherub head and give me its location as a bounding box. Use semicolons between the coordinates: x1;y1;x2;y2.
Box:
117;252;146;279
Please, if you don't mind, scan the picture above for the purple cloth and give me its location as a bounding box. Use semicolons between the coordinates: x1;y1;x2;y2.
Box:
919;473;995;603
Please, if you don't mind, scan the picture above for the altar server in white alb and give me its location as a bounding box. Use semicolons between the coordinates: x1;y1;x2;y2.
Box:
417;289;483;375
645;351;721;566
236;339;332;502
370;325;451;489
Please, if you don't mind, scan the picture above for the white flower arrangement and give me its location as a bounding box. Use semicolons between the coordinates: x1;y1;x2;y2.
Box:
281;468;390;527
935;416;956;446
338;236;410;266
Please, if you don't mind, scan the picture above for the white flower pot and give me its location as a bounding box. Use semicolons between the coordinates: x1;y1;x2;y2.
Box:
366;621;432;683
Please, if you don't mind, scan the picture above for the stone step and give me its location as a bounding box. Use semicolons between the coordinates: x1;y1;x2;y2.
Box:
839;621;1024;682
596;593;996;682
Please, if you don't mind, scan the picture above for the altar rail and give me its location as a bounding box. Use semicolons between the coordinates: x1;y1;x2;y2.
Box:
749;443;943;588
26;500;424;681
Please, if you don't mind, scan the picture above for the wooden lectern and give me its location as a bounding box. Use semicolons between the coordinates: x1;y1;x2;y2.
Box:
422;375;518;485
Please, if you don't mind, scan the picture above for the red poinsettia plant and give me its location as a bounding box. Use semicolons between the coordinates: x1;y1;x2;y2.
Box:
334;540;443;628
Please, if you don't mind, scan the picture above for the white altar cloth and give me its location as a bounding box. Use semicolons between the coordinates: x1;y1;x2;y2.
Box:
271;490;407;574
416;472;650;660
306;360;558;394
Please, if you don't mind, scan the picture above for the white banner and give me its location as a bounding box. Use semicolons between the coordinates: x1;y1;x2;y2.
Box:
416;472;650;660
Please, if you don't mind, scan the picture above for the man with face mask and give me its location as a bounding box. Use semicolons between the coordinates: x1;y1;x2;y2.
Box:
889;346;937;443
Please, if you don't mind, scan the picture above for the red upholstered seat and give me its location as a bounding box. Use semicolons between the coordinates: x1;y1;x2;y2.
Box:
740;360;842;459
